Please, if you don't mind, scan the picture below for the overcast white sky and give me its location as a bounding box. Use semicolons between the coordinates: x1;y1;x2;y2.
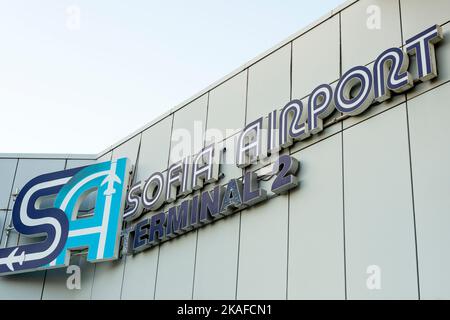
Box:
0;0;344;155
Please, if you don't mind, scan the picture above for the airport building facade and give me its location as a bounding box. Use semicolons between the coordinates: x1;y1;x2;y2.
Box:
1;0;450;299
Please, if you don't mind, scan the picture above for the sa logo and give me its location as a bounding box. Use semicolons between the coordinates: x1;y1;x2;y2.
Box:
0;158;130;275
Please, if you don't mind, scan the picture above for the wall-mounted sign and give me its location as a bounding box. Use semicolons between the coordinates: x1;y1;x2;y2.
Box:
0;24;443;276
123;154;299;254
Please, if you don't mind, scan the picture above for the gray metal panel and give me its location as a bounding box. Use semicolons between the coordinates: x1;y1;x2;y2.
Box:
0;271;46;300
340;60;407;130
0;210;9;253
292;15;340;98
112;134;141;167
42;254;95;300
289;134;345;299
237;195;288;299
407;83;450;299
206;71;247;141
0;159;17;210
7;159;66;211
97;152;112;162
121;247;159;300
246;44;291;123
90;258;126;299
400;0;450;40
343;104;418;299
169;94;208;164
135;115;173;181
154;231;197;299
193;214;240;299
242;148;290;190
341;0;402;70
217;135;243;181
